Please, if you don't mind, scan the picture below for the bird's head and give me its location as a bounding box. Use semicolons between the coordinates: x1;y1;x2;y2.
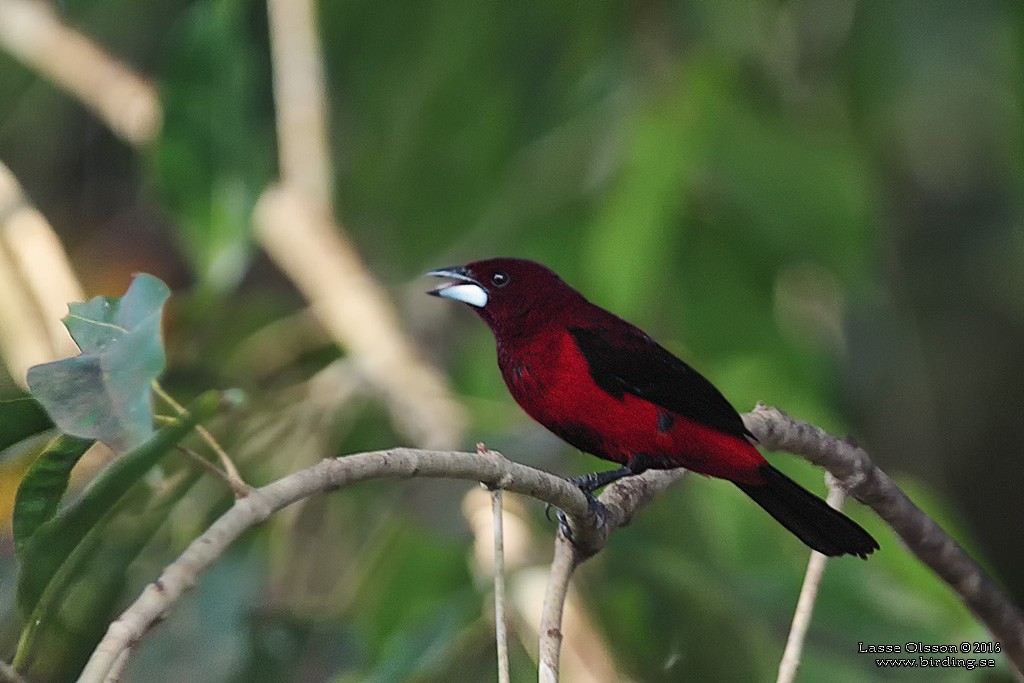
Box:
426;257;583;336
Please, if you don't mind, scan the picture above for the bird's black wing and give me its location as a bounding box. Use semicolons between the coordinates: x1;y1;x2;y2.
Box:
568;325;753;440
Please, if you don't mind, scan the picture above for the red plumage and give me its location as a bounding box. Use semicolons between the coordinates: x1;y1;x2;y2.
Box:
428;257;877;558
496;325;766;484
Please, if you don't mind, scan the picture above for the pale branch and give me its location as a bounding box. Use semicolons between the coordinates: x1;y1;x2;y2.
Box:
0;161;84;386
537;469;686;682
265;0;333;211
253;187;467;450
490;486;511;683
260;0;466;452
538;534;578;683
78;448;602;682
0;0;160;146
744;403;1024;677
104;651;129;683
776;482;846;683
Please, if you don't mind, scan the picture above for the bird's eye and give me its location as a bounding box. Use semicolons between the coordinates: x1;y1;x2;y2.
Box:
490;271;510;288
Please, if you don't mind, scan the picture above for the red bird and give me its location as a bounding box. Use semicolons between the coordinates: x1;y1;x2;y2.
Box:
428;258;877;558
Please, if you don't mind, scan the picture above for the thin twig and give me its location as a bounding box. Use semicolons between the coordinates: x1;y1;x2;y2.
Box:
481;442;512;683
175;446;238;492
776;481;845;683
744;404;1024;677
491;486;511;683
153;382;251;497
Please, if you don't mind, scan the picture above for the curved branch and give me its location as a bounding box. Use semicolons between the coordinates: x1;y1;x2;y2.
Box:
538;405;1024;679
77;405;1024;681
744;404;1024;677
77;448;602;682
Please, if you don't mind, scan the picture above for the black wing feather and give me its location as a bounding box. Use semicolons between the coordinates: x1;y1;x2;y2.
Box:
568;325;753;440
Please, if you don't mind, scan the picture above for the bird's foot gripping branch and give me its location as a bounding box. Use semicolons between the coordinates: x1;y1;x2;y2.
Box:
552;489;608;548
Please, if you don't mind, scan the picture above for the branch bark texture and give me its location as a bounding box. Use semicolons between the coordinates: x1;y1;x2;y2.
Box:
745;404;1024;676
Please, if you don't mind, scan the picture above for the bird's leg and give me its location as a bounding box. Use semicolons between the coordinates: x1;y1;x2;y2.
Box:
566;465;632;494
566;453;654;494
544;467;627;527
549;454;656;540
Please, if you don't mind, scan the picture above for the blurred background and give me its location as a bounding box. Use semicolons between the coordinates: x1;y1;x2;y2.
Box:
1;0;1022;680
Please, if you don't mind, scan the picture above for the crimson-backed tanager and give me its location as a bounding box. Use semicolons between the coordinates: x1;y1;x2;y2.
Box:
427;258;877;558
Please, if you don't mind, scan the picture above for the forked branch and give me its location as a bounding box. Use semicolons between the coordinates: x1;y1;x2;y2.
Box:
77;407;1024;682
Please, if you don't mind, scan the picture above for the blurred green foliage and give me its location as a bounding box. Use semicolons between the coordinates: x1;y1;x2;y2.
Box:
0;0;1022;681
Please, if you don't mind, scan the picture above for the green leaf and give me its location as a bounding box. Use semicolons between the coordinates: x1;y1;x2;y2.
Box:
14;467;201;682
11;435;94;557
16;390;223;620
0;397;54;454
26;273;170;452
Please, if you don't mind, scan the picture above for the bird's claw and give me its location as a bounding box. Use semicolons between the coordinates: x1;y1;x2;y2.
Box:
565;472;600;495
544;502;556;523
556;508;574;541
549;488;608;545
545;501;573;538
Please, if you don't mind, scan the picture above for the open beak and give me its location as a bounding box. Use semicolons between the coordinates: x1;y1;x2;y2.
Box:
426;266;489;308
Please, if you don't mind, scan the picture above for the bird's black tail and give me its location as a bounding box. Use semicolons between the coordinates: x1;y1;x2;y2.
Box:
734;464;878;559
